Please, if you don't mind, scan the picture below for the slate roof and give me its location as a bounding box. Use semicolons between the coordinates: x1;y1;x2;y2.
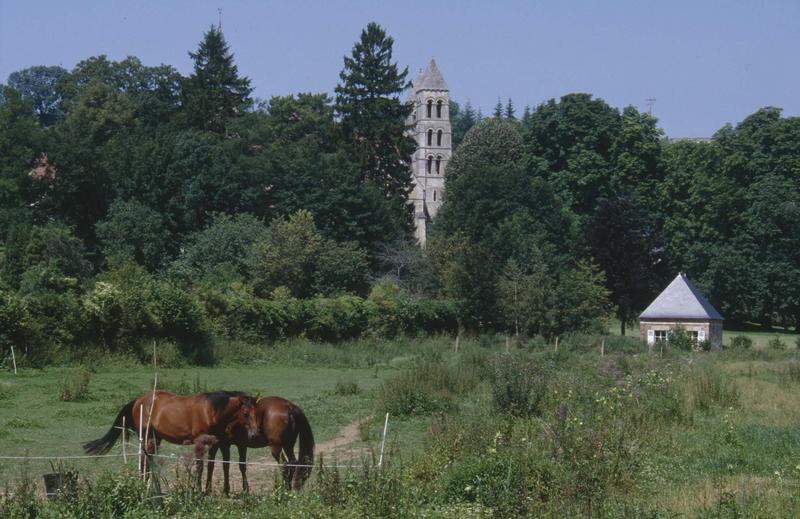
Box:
639;273;723;320
415;58;448;92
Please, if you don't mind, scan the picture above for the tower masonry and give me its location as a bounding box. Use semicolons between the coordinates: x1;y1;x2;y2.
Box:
408;58;451;245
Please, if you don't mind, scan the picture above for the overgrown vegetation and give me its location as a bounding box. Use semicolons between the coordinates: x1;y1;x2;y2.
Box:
5;335;800;517
57;366;91;402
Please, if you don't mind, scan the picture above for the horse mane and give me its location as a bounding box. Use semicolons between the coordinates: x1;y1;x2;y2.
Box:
203;391;255;412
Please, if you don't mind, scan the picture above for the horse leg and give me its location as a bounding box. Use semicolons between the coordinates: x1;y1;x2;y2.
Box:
142;435;157;482
194;438;206;491
220;444;231;495
271;445;290;489
284;447;299;490
205;445;218;493
238;446;249;493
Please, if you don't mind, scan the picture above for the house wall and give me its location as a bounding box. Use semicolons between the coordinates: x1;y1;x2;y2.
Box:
639;319;724;349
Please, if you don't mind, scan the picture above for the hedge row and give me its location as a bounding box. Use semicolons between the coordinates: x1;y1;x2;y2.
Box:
201;287;459;342
1;282;459;365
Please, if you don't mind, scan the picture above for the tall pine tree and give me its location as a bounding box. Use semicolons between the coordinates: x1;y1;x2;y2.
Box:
505;98;516;119
334;23;415;203
493;98;503;118
334;23;415;241
183;25;252;134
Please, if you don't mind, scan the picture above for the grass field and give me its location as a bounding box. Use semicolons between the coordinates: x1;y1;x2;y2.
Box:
3;335;800;517
0;363;394;485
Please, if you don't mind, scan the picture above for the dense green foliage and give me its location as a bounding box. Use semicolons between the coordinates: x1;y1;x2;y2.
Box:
1;22;798;366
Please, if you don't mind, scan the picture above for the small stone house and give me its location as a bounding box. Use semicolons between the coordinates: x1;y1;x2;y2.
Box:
639;273;724;348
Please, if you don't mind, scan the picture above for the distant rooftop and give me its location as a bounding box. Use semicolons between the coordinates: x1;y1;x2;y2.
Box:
640;273;723;320
415;58;448;92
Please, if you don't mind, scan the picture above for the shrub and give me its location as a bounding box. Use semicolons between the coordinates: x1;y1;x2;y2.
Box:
0;291;27;353
307;295;367;342
667;328;695;351
768;336;786;350
377;368;454;416
444;449;554;517
334;379;360;395
730;335;753;350
691;367;740;412
52;470;154;517
377;360;478;416
152;341;186;368
489;353;551;417
783;359;800;384
58;366;91;401
0;465;40;518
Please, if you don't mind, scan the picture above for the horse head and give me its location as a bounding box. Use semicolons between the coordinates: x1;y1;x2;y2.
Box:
226;394;259;442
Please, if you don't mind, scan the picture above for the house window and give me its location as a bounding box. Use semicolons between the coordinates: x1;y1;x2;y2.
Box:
654;330;668;342
426;100;432;118
427;129;433;146
688;331;699;342
437;129;443;146
436;100;443;118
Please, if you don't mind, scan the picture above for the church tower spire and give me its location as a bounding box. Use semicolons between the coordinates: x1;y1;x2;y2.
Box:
409;58;451;246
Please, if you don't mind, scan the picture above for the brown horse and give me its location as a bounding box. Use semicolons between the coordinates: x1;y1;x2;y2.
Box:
84;390;259;487
206;396;314;493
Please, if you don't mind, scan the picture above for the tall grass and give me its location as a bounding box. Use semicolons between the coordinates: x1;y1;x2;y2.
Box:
376;358;481;416
690;366;741;412
57;367;92;402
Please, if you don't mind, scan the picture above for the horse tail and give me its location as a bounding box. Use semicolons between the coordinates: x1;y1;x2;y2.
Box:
83;398;136;455
291;404;315;484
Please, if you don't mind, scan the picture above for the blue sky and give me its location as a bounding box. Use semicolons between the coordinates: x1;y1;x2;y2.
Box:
1;0;798;137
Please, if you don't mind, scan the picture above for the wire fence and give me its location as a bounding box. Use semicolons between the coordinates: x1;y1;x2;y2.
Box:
0;442;373;470
0;412;391;473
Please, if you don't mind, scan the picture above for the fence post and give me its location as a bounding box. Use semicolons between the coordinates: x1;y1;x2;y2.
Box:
122;416;127;464
378;413;390;468
600;340;605;357
10;346;17;374
138;405;144;478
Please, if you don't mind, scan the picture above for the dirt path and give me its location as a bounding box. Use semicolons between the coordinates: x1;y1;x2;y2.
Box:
316;417;367;457
201;416;369;494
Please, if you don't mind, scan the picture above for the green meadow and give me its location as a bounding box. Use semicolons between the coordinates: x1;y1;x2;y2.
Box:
3;335;800;517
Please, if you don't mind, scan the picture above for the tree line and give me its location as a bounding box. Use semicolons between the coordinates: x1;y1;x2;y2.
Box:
1;22;798;363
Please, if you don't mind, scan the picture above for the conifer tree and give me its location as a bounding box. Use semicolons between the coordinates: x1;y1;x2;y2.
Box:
451;99;478;149
334;22;415;205
183;25;252;134
522;105;532;127
493;97;503;118
505;98;516;119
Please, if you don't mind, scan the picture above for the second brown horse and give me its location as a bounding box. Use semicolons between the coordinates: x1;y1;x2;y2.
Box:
206;396;315;493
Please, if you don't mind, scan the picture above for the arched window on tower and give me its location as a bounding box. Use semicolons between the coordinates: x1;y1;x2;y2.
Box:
433;190;437;201
426;100;433;118
435;156;442;174
436;100;443;118
426;156;433;174
427;129;433;146
437;129;443;146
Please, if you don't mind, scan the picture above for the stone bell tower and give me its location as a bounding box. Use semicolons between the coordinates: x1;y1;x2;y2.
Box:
408;58;451;246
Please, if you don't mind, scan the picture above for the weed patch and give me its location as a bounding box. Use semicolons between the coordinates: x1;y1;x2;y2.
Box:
57;367;91;402
489;352;551;417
